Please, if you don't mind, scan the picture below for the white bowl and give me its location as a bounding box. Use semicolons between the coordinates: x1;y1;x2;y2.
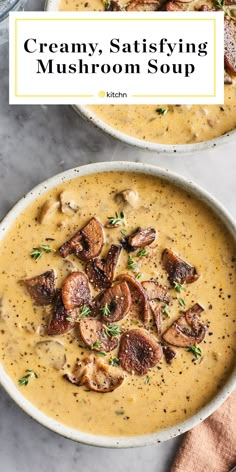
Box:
0;161;235;447
45;0;236;154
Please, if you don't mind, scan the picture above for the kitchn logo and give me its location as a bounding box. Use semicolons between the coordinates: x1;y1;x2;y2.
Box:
98;90;128;98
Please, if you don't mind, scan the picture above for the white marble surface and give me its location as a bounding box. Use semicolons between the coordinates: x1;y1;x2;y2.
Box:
0;2;236;470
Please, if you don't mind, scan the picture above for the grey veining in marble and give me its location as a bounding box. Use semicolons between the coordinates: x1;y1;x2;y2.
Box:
0;2;236;470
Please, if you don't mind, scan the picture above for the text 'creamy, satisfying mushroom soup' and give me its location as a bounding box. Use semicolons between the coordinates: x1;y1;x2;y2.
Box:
60;0;236;145
0;172;236;436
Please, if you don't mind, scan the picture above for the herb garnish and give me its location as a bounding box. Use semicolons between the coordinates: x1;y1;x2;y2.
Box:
156;107;168;115
115;410;125;415
187;345;202;359
173;282;184;293
104;0;111;9
136;248;148;258
91;341;102;349
145;375;150;384
178;298;186;308
66;305;91;322
30;244;55;260
104;325;120;337
18;369;38;386
100;303;111;317
109;357;120;366
120;229;127;235
135;272;142;280
128;255;138;271
214;0;232;17
162;304;170;317
107;211;125;226
98;351;106;356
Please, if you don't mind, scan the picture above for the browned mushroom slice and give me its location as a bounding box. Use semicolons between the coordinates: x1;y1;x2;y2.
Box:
162;248;199;284
142;280;171;303
149;300;164;334
119;329;163;375
22;270;55;306
126;0;160;10
224;19;236;75
116;274;149;323
47;291;77;336
128;227;156;249
162;303;206;347
62;272;91;310
165;1;184;10
79;318;118;352
59;217;104;261
35;340;66;370
162;345;176;364
224;71;233;84
97;281;131;322
105;0;122;9
86;245;122;290
64;356;124;392
114;189;139;208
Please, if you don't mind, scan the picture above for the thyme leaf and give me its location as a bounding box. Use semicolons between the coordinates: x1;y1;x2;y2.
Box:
187;345;202;359
18;369;38;387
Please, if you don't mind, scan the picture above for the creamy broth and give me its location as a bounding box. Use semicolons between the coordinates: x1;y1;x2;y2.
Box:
0;171;235;437
60;0;236;145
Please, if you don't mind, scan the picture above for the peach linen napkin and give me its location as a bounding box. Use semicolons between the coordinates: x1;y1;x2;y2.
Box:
171;390;236;472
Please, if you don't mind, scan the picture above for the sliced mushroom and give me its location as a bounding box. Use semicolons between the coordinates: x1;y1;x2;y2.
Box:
86;245;122;290
35;340;66;370
47;290;77;336
114;189;139;208
162;345;176;364
162;303;206;347
96;281;131;322
224;19;236;75
119;329;163;375
79;318;118;352
127;227;156;250
116;274;149;324
64;355;124;392
59;191;80;216
142;280;171;303
165;1;184;10
199;4;210;9
62;272;91;310
126;0;160;10
59;217;104;261
149;300;164;334
38;198;60;224
224;70;233;84
105;0;122;9
162;248;199;284
21;270;56;306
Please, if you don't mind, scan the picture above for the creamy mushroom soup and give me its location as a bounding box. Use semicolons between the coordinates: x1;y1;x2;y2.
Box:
60;0;236;145
0;171;235;436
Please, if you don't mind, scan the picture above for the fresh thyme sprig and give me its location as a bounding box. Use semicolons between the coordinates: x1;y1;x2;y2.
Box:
18;369;38;386
30;244;55;260
128;255;138;271
109;357;120;366
100;303;111;317
136;248;148;258
162;304;170;317
104;325;120;337
156;107;168;115
66;305;91;323
107;211;125;226
173;282;184;293
178;298;186;308
214;0;232;17
187;345;202;359
91;341;102;349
